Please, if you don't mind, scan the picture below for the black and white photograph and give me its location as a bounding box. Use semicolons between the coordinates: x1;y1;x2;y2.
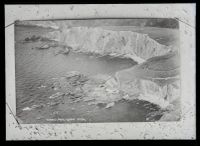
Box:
5;4;196;140
15;18;180;123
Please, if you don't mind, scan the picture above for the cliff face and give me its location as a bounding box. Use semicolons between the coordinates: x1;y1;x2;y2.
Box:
113;51;180;120
128;79;180;108
44;27;172;63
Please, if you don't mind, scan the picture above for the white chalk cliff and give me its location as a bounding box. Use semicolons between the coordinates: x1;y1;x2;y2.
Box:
44;27;172;63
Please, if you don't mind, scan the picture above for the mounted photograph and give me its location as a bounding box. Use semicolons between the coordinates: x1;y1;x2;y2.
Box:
14;18;181;124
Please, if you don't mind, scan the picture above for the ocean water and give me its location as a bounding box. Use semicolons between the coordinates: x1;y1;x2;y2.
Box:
15;25;161;123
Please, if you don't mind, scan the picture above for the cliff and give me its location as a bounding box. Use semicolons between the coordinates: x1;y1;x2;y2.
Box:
43;27;173;63
113;51;180;120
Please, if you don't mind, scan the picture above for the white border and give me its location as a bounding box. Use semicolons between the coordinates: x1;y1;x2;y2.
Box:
5;4;196;140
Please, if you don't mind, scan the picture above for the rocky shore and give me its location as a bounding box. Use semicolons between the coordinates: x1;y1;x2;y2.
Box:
17;22;180;121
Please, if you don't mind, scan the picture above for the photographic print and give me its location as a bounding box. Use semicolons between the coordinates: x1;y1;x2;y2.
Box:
15;18;181;124
6;4;196;140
